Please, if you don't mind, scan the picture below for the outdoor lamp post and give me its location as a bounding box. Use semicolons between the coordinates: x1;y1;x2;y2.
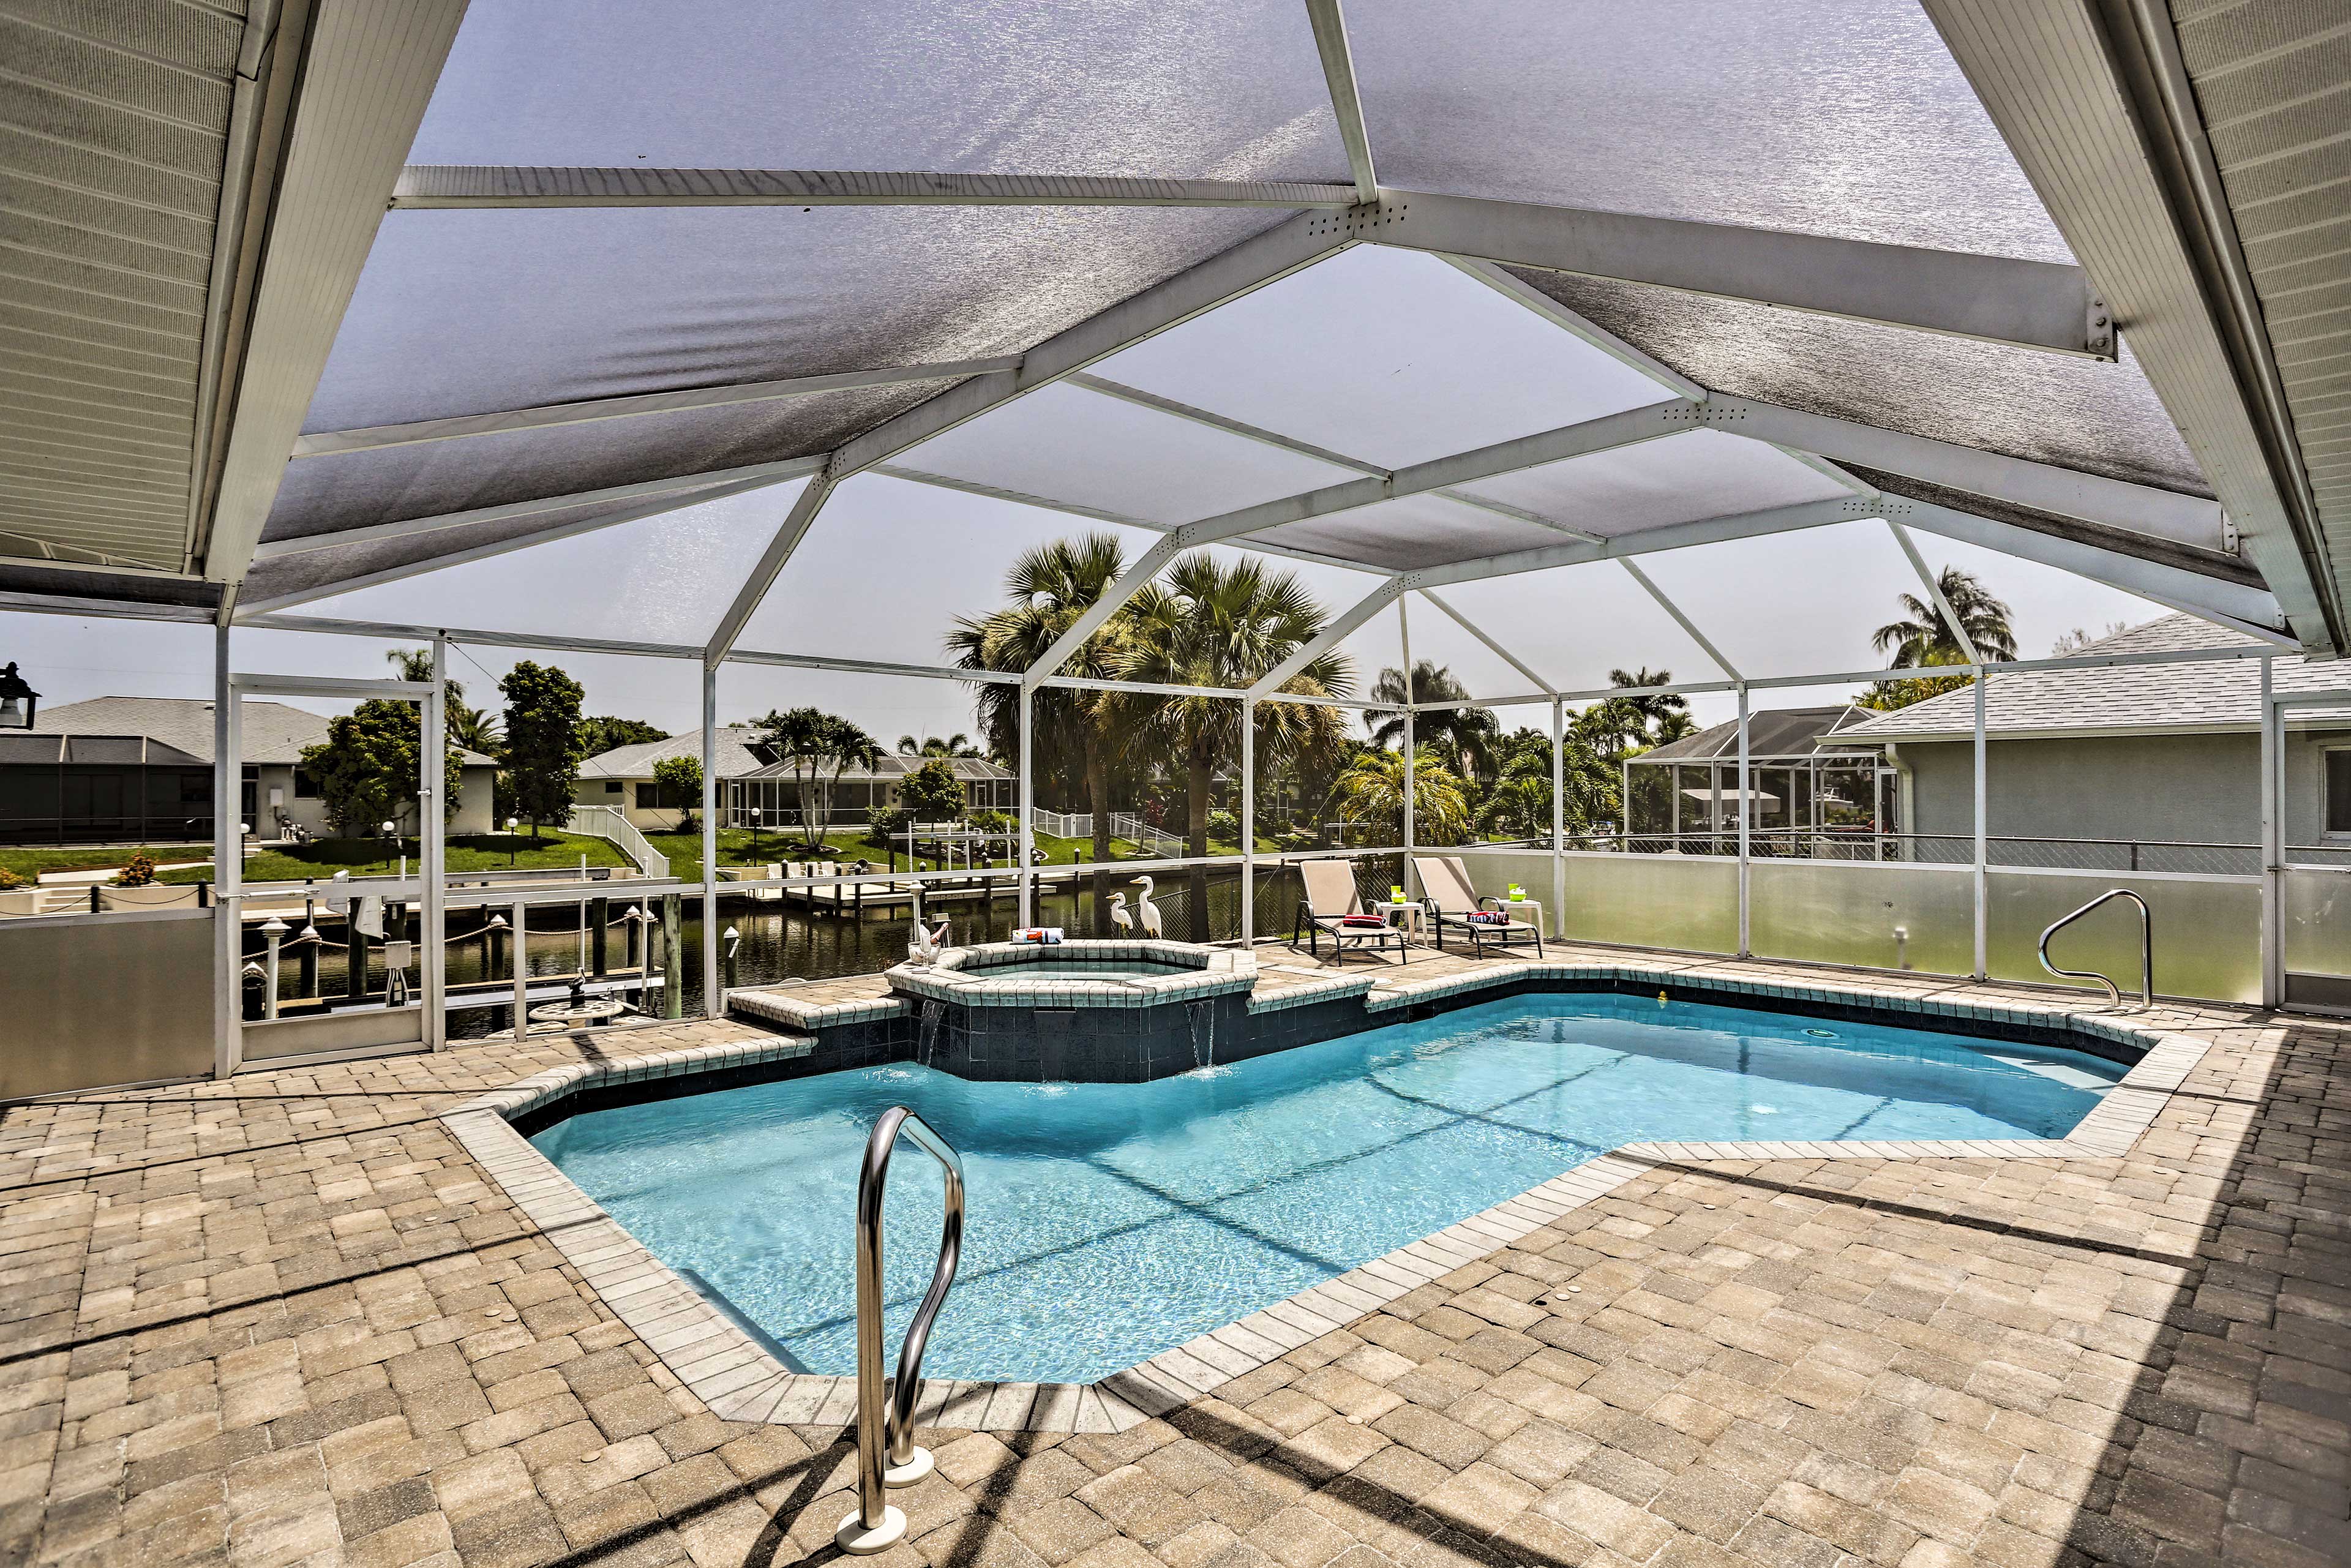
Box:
505;816;519;868
749;806;762;861
0;662;36;729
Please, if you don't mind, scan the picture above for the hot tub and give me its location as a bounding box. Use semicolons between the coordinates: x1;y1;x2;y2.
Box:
885;940;1254;1081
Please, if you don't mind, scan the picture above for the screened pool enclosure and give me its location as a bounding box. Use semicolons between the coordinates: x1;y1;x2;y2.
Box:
2;0;2347;1095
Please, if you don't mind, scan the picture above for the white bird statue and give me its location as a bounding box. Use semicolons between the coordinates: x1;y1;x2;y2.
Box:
907;917;950;966
1108;891;1133;936
1130;876;1163;939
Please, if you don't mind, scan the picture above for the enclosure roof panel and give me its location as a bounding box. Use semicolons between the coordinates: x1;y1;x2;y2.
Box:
1346;0;2071;263
1453;430;1854;539
410;0;1348;181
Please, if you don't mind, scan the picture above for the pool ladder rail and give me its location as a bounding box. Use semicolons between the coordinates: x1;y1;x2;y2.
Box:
838;1106;966;1555
2038;888;2151;1011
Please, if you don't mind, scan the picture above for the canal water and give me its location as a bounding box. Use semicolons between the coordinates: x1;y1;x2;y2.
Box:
252;866;1330;1038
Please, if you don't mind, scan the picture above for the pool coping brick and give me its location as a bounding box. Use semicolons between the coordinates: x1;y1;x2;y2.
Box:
442;953;2218;1436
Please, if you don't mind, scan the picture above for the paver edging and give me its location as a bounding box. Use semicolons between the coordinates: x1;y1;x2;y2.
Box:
439;964;2227;1436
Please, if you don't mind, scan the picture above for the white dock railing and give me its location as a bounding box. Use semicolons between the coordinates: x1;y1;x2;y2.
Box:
565;805;670;879
1029;808;1186;856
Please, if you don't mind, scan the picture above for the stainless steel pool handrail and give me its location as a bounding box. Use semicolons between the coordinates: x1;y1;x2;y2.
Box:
2038;889;2151;1010
838;1106;965;1555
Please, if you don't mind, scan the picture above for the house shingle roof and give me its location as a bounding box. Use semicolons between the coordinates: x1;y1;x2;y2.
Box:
578;727;769;780
1838;615;2337;740
33;697;497;766
1637;705;1877;763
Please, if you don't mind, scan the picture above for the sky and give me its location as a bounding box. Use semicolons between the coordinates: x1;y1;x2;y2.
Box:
0;250;2169;745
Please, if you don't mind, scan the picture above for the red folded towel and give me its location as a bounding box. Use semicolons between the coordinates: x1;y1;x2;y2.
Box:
1337;914;1387;928
1466;911;1509;925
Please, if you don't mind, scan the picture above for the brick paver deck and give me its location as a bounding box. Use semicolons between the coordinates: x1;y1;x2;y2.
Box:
3;945;2344;1568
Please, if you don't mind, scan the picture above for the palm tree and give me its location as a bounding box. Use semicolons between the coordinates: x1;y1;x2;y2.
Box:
384;647;501;755
1332;748;1470;847
896;733;979;758
947;534;1132;926
1364;662;1501;782
1873;568;2017;667
1105;553;1354;940
816;716;883;846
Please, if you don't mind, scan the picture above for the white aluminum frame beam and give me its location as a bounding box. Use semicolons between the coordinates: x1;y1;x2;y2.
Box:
1619;558;1740;680
1064;375;1603;541
707;461;839;667
290;359;1022;457
1693;398;2230;550
1442;258;1709;399
391;167;1359;209
195;0;471;604
238;465;821;615
1356;190;2113;359
249;457;825;563
1248;576;1413;699
1886;494;2290;644
1888;519;1982;666
1418;588;1554;694
1415;495;1879;588
1303;0;1379;203
832;212;1349;476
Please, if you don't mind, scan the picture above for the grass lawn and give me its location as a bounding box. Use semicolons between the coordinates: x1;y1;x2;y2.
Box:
0;844;214;880
157;830;630;884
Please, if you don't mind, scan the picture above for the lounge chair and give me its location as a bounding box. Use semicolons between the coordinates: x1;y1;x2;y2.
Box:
1292;858;1408;967
1412;855;1543;959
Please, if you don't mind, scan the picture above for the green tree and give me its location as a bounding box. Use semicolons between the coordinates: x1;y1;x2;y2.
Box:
498;660;585;840
898;758;966;824
1872;567;2017;667
301;698;462;837
1475;727;1619;840
1104;553;1354;940
816;716;883;845
1332;748;1470;846
948;533;1136;928
650;754;702;830
1365;662;1502;782
577;715;668;757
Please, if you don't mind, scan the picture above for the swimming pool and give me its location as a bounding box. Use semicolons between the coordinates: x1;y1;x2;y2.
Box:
532;993;2125;1383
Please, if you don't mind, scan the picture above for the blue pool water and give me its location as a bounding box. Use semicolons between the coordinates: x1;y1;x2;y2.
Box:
533;995;2125;1382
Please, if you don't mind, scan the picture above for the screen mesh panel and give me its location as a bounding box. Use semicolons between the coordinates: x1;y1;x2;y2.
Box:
1632;519;1945;679
414;0;1344;178
733;473;1166;656
1423;562;1720;693
307;207;1283;432
1348;0;2069;263
264;384;950;544
1088;247;1670;467
897;381;1360;527
1456;431;1854;538
1510;270;2210;496
282;480;812;643
1244;493;1569;572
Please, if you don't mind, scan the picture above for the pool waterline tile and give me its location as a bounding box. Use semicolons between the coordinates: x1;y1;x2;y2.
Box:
443;956;2214;1436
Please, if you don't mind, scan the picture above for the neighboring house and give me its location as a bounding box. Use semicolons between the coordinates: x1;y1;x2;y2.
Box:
1625;705;1888;843
13;697;498;844
1840;615;2349;868
572;727;768;831
573;727;1017;831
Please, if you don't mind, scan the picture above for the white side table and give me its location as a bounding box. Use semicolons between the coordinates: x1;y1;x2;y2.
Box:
1501;899;1545;934
1373;900;1425;940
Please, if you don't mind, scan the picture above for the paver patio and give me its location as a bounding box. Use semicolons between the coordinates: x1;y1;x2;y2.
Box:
2;945;2343;1568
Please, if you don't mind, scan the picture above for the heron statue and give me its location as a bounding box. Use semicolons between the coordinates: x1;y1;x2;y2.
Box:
907;917;951;966
1129;876;1164;939
1108;891;1133;936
